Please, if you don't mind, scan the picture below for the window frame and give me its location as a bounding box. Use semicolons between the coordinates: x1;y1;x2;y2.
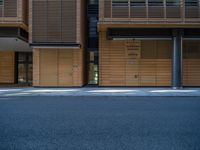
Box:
0;0;3;6
112;0;129;7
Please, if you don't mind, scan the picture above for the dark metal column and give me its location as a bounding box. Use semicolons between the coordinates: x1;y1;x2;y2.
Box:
172;29;183;89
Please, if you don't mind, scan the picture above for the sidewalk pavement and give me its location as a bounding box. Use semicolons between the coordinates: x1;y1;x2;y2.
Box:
0;87;200;97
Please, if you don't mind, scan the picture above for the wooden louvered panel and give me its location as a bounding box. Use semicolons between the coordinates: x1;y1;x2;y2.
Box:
130;7;146;18
156;59;171;86
33;49;40;86
58;50;73;86
32;0;77;43
156;41;172;59
32;1;47;42
99;30;172;86
141;41;157;59
139;59;156;86
104;0;111;18
0;6;2;17
100;0;200;24
47;1;61;42
4;0;17;17
149;6;164;18
185;6;199;18
112;7;129;18
183;59;200;86
125;40;141;86
62;0;77;43
166;6;181;18
0;52;15;84
0;0;27;27
106;40;126;86
23;0;28;25
33;48;84;87
40;49;58;86
183;41;200;86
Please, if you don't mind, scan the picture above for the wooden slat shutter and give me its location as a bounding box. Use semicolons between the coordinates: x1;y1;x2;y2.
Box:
47;1;61;42
62;0;77;43
0;6;2;17
32;0;77;44
32;1;47;42
104;0;111;18
4;0;17;17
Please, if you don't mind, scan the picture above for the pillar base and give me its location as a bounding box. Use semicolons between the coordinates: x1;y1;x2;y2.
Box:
172;86;183;90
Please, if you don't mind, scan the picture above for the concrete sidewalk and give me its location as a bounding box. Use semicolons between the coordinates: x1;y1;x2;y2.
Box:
0;87;200;97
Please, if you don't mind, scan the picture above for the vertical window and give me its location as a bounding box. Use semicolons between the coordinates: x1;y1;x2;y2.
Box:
87;51;98;85
17;52;33;85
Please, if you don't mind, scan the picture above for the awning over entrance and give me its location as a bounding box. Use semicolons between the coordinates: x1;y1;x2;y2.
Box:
0;37;31;52
0;27;31;52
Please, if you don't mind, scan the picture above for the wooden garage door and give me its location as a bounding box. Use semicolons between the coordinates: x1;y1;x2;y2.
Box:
58;50;73;86
99;31;172;87
39;49;73;86
141;40;172;86
40;49;58;86
183;41;200;86
0;52;15;83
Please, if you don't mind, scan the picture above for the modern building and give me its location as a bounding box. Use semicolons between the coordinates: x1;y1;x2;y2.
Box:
98;0;200;88
0;0;30;85
0;0;200;88
29;0;86;87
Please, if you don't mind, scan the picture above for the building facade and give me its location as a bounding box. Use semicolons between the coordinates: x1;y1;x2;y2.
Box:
29;0;86;87
0;0;30;85
0;0;200;88
98;0;200;88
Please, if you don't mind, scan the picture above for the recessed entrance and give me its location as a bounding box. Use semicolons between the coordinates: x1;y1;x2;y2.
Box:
16;52;33;85
87;51;98;85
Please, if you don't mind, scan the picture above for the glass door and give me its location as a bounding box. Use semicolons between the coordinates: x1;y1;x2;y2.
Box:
87;51;98;85
17;52;33;85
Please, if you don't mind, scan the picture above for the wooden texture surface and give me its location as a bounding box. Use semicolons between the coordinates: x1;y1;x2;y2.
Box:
0;51;15;83
29;0;86;44
99;30;172;86
0;0;28;31
33;48;84;87
183;41;200;86
99;0;200;24
100;29;200;86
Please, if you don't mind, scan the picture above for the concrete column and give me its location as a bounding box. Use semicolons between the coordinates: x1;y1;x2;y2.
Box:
172;30;183;89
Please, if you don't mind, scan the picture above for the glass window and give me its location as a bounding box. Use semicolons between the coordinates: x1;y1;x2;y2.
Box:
28;53;33;63
18;53;27;63
148;0;163;6
0;0;3;5
88;63;98;84
112;0;129;7
185;0;198;6
131;0;146;6
17;52;33;85
28;64;33;83
18;64;27;83
166;0;180;6
87;51;98;85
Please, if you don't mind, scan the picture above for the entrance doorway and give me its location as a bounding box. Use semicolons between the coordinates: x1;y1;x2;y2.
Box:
16;52;33;85
87;51;98;85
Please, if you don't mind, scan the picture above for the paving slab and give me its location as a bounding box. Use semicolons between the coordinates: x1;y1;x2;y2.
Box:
0;87;200;97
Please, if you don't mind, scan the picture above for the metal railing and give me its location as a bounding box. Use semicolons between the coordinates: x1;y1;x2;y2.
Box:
99;0;200;23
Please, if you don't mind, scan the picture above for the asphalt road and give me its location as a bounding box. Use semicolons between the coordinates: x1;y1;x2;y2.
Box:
0;96;200;150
